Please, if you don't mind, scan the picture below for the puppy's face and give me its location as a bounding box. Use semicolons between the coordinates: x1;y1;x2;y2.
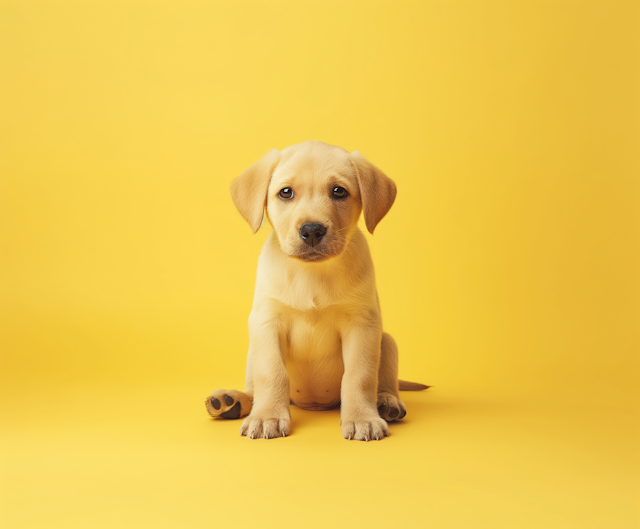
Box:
266;144;361;262
230;140;397;262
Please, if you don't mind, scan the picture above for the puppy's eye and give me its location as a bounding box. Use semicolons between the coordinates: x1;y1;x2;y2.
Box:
279;188;294;199
332;186;348;199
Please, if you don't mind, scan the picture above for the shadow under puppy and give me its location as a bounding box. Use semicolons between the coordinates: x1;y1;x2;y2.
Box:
205;140;428;441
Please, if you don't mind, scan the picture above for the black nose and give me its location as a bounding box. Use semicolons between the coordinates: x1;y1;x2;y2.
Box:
299;223;327;247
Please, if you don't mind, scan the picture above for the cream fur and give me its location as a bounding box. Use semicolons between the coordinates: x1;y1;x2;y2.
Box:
204;140;427;441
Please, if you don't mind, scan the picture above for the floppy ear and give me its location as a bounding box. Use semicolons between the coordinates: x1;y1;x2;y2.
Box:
230;149;280;233
350;151;397;234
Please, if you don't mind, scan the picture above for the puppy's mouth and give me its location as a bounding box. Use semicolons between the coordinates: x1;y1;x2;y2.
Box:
289;240;344;262
282;231;347;263
291;249;333;262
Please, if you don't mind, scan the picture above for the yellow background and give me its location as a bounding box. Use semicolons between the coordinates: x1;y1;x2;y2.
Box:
1;1;638;527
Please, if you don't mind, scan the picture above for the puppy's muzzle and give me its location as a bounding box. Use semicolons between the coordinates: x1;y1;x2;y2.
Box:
299;223;327;247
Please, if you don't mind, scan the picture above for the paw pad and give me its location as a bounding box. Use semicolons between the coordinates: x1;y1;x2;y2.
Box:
220;401;241;419
205;389;252;420
376;393;407;422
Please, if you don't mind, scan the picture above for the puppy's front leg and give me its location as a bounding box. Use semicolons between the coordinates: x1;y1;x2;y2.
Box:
240;311;291;439
340;323;389;441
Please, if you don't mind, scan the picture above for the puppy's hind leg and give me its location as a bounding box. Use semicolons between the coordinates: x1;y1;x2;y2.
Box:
205;349;255;420
205;389;253;419
376;333;407;422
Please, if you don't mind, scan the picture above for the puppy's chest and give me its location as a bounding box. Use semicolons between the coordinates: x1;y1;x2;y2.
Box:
285;307;343;357
273;274;357;357
285;310;344;406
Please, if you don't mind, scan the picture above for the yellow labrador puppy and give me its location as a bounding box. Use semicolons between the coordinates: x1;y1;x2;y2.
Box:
205;141;428;441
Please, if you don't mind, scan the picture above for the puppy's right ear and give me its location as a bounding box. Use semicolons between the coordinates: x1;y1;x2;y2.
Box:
230;149;280;233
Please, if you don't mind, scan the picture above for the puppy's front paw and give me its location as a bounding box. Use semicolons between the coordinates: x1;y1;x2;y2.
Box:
377;393;407;422
205;389;252;419
341;416;389;441
240;409;291;439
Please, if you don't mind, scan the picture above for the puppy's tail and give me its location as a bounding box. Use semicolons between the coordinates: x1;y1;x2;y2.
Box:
398;380;430;391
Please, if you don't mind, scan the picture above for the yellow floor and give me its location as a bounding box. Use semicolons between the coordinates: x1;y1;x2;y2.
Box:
1;377;637;528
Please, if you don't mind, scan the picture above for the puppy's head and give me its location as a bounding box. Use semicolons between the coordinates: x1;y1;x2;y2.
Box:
230;141;396;262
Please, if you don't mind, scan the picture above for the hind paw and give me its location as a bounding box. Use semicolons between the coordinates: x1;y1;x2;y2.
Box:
205;389;252;419
377;393;407;422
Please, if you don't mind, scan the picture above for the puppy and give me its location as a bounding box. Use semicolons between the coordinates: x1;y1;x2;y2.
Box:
205;141;428;441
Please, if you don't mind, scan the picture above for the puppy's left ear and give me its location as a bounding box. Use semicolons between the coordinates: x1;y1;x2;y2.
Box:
230;149;280;233
351;151;397;234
